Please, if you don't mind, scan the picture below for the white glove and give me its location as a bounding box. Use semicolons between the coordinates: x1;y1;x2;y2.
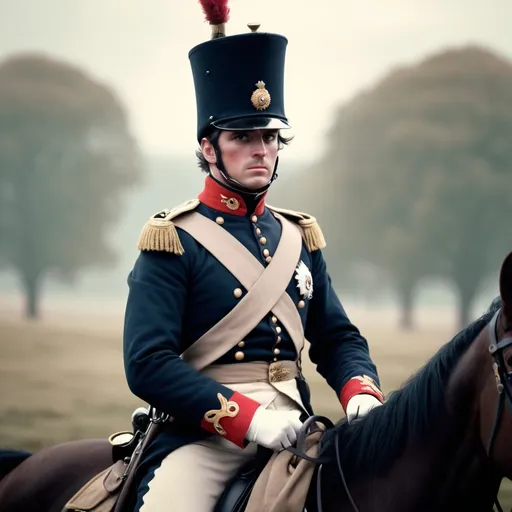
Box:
346;394;382;424
245;406;303;451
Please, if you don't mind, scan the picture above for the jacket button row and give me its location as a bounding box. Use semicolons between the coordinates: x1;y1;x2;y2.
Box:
235;340;245;361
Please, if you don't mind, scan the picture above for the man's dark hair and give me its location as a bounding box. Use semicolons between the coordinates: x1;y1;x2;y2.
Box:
195;128;293;173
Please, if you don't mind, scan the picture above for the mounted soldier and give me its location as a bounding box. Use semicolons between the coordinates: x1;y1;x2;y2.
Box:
122;1;384;510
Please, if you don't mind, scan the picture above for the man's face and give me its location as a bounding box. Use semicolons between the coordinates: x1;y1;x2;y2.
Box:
201;129;279;190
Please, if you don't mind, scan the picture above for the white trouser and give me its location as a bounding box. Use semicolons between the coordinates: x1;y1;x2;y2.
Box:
139;381;305;512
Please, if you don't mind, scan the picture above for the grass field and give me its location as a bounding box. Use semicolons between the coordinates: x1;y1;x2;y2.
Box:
0;297;510;507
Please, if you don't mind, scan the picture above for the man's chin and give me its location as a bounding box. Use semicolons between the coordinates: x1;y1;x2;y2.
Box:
240;177;270;191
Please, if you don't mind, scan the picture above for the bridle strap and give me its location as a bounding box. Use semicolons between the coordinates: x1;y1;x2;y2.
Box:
487;309;512;413
485;308;512;512
486;392;504;458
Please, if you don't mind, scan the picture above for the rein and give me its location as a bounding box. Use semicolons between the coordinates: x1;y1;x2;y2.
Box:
286;415;360;512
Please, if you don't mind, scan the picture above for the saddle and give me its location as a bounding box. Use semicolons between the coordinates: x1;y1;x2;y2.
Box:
63;408;325;512
214;446;274;512
62;406;154;512
63;407;273;512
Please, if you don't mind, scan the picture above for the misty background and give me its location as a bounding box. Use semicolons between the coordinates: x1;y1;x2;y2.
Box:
2;2;512;505
1;0;512;328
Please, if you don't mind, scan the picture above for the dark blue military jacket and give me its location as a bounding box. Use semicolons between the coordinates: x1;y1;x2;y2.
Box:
123;176;382;492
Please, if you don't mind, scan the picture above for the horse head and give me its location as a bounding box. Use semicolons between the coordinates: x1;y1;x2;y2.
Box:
478;250;512;480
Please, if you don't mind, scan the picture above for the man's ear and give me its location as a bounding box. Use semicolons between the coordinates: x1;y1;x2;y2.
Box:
200;137;217;164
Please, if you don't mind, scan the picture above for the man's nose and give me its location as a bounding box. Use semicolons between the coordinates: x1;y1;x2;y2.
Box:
252;138;267;156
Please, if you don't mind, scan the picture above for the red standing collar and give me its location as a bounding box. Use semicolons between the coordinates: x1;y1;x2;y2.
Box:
198;176;266;216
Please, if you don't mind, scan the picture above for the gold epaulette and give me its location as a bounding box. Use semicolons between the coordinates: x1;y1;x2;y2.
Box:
267;205;326;252
137;199;200;255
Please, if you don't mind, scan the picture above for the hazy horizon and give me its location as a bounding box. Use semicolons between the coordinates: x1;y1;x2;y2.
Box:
1;0;511;164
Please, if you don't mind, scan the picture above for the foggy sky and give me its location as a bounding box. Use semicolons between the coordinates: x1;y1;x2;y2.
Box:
1;0;511;164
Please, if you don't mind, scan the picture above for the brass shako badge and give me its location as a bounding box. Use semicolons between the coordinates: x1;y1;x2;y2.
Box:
251;81;271;110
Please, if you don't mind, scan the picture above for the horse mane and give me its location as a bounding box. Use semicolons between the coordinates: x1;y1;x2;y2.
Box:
320;297;502;478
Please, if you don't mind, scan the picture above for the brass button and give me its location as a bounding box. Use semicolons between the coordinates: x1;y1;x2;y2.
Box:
298;300;305;309
271;315;278;323
238;341;245;348
265;256;272;263
222;197;240;210
256;228;261;235
273;348;280;355
259;237;267;245
276;326;282;334
263;249;270;257
233;288;243;298
276;336;282;343
235;351;245;361
251;215;258;223
215;216;224;225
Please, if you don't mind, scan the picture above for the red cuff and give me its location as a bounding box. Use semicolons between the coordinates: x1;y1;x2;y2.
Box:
340;375;384;412
200;391;260;448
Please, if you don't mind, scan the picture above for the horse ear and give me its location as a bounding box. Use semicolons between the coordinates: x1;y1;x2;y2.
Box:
499;251;512;319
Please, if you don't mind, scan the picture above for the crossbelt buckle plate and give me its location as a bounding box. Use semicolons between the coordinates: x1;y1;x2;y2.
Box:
269;362;291;383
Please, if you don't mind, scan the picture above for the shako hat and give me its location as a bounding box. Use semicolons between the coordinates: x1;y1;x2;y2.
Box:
189;0;291;141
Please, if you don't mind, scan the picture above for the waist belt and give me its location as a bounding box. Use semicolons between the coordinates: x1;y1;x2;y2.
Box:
200;361;299;384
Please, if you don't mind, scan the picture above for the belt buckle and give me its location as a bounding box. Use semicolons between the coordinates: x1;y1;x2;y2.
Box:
269;362;291;383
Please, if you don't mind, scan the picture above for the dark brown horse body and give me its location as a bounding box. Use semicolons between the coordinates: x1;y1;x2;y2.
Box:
0;439;113;512
315;251;512;512
2;252;512;512
317;301;505;512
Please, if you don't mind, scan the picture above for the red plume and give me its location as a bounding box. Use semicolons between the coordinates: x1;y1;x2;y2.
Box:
198;0;230;25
